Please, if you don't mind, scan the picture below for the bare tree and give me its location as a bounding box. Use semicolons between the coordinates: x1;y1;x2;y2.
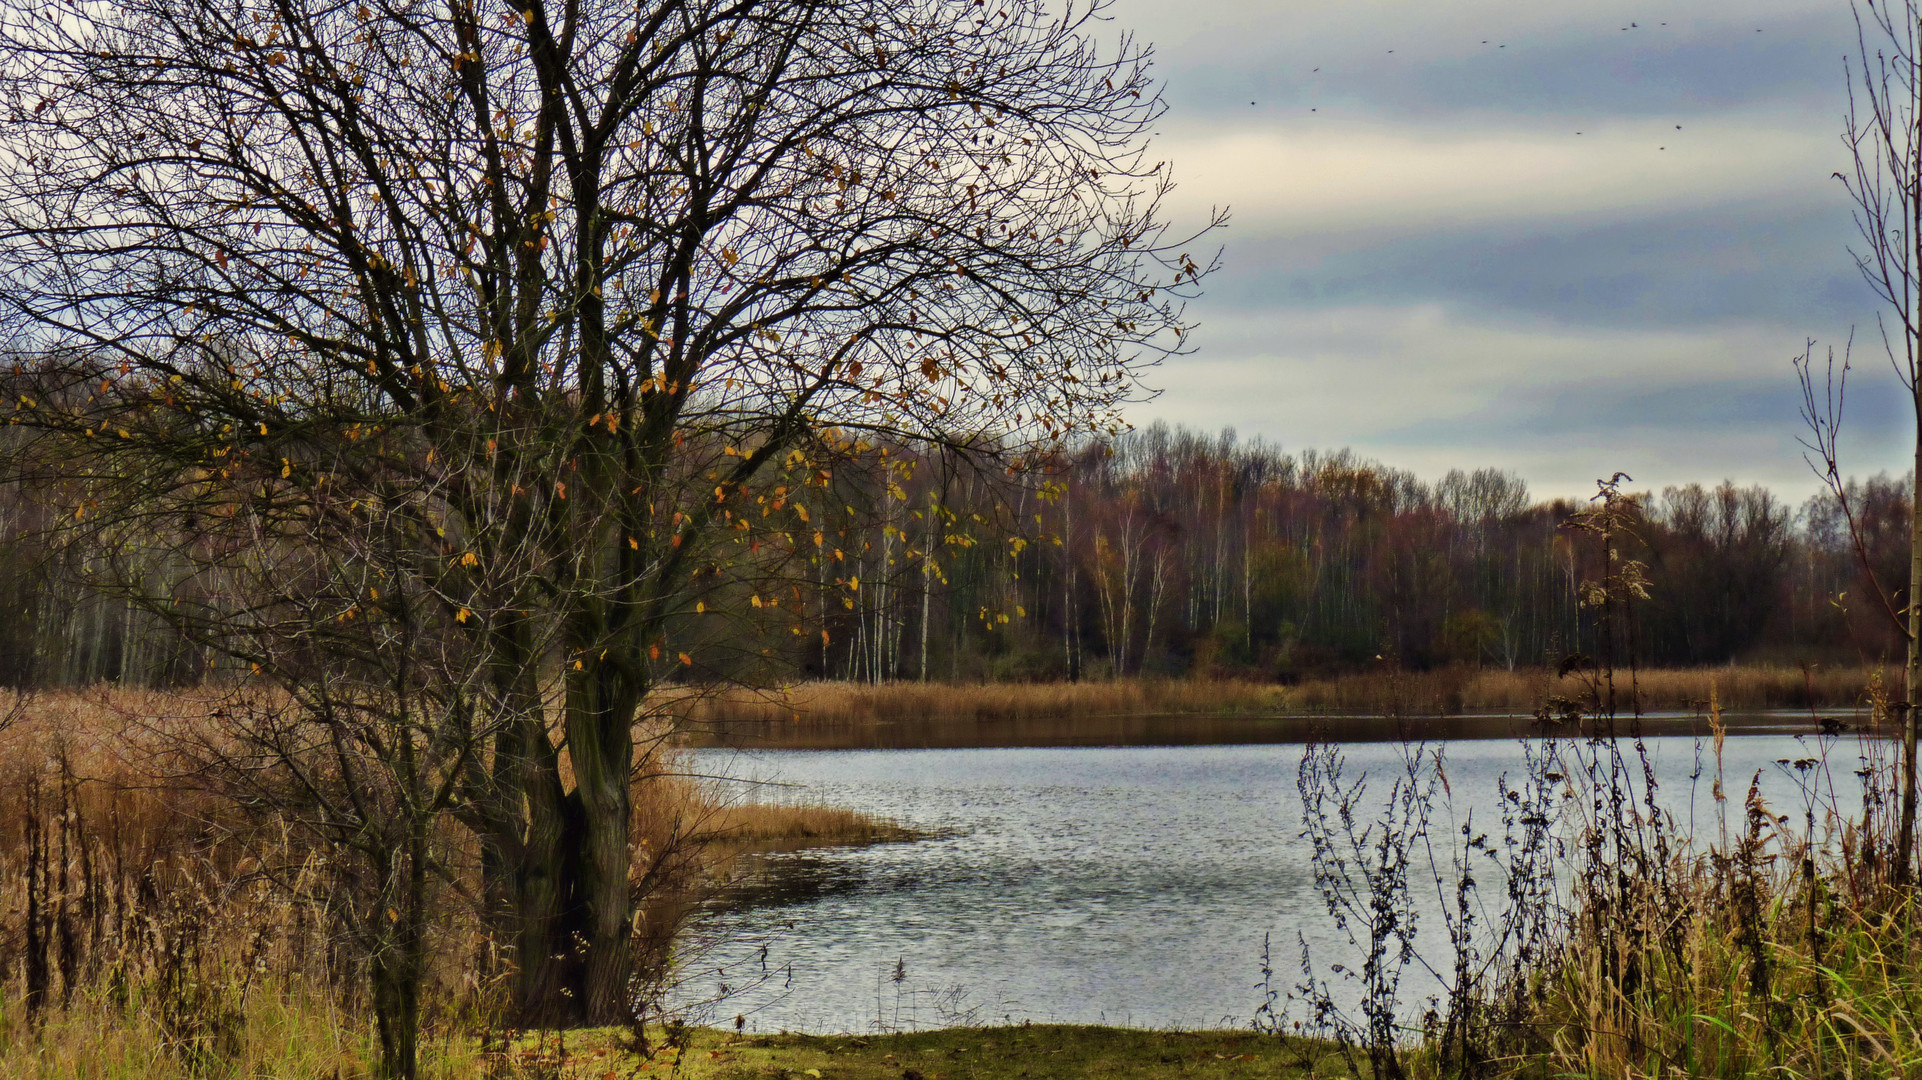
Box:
0;0;1217;1031
1799;0;1922;883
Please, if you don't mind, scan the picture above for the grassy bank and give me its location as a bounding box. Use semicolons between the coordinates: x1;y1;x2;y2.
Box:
571;1024;1307;1080
0;1006;1315;1079
677;665;1889;728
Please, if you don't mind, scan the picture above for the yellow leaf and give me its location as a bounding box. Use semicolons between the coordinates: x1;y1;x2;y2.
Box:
696;600;705;613
678;652;693;666
455;608;471;623
628;536;639;549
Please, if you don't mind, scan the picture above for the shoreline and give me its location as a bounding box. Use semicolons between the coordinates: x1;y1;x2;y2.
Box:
681;708;1869;751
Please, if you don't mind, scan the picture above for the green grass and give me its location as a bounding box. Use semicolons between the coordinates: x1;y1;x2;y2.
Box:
0;995;1332;1080
576;1025;1321;1080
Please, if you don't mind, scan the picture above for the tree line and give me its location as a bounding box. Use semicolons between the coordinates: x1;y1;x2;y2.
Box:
6;421;1910;690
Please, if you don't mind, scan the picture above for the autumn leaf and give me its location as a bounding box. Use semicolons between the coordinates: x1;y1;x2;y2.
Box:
678;652;692;666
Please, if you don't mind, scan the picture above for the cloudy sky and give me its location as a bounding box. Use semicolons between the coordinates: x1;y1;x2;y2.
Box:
1105;0;1908;503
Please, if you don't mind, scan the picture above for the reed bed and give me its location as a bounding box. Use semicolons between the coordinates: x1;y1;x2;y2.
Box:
1510;729;1922;1079
1286;663;1890;716
694;801;918;846
677;678;1294;726
676;666;1888;729
1276;679;1922;1080
0;687;908;1078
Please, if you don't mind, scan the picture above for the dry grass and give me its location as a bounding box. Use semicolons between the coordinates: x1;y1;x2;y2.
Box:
0;687;909;1076
676;678;1294;726
1512;740;1922;1079
0;980;490;1080
695;801;918;846
669;666;1888;729
1285;664;1892;715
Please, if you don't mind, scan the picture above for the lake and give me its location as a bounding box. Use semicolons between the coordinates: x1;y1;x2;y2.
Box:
677;724;1883;1034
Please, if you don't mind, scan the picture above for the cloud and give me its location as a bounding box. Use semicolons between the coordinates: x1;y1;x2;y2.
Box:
1091;0;1902;502
1134;305;1910;500
1158;119;1842;240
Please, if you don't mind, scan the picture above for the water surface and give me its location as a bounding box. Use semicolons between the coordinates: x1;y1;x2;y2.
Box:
679;732;1879;1034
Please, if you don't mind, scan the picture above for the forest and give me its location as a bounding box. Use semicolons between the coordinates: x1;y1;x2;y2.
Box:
2;420;1908;690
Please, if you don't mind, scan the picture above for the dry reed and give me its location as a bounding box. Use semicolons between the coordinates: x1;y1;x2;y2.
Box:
674;678;1294;726
1286;664;1890;715
0;688;907;1077
670;666;1887;730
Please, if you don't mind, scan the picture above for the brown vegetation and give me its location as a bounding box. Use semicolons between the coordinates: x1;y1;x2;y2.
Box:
0;688;910;1075
1285;663;1891;716
675;666;1888;731
674;679;1292;726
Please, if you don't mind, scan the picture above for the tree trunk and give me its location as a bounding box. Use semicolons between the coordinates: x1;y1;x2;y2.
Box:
921;496;935;681
1901;61;1922;887
565;659;636;1025
370;794;434;1080
1899;428;1921;884
371;961;421;1080
509;724;586;1026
